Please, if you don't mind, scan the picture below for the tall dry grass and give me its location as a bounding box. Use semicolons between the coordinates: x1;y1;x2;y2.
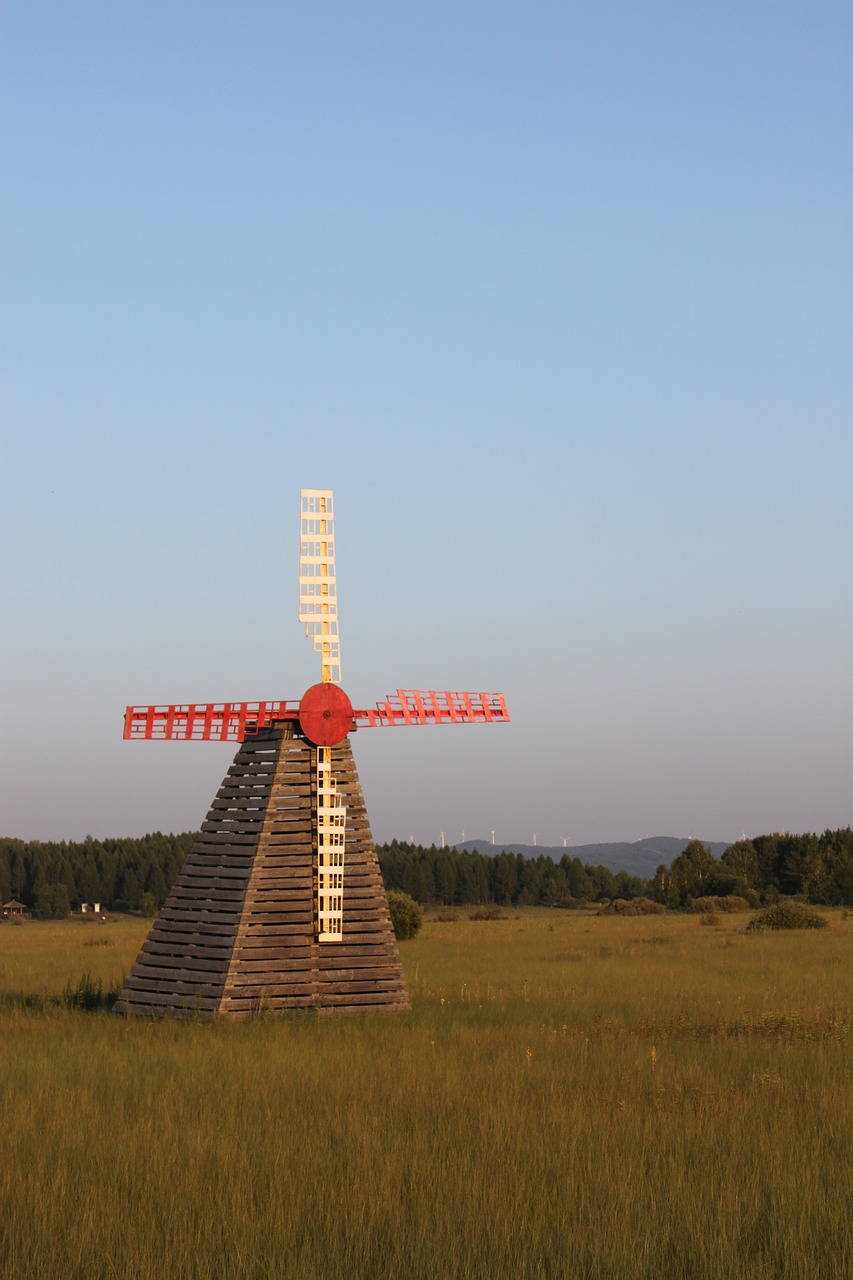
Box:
0;909;850;1278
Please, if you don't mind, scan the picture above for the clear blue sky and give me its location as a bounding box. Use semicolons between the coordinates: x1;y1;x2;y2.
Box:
2;2;850;848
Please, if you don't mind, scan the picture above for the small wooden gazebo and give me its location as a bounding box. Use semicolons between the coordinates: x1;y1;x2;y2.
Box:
2;900;26;920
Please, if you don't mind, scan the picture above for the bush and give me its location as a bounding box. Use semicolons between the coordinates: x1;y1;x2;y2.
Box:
690;895;751;914
60;974;118;1011
469;905;507;921
387;890;423;940
747;901;829;932
599;897;666;917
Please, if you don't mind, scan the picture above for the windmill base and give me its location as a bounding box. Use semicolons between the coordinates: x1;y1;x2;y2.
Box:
114;726;410;1019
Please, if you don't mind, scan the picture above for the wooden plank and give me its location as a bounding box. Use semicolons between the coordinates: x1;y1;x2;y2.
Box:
137;944;233;966
318;992;410;1009
154;911;242;930
136;947;234;967
140;931;238;953
225;979;317;995
218;956;315;972
116;983;221;1005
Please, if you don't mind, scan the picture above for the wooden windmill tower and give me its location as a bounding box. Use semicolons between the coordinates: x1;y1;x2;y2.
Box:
115;489;509;1018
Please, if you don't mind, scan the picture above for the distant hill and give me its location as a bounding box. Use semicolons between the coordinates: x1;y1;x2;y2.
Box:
453;836;733;880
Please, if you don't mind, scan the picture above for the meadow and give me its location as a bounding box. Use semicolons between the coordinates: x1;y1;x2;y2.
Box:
0;909;850;1279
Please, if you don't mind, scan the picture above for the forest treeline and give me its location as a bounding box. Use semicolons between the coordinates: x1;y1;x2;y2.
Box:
378;830;853;908
0;833;195;919
1;828;851;918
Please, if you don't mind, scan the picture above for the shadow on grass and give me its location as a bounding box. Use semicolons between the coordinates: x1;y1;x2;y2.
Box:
0;974;123;1014
0;983;327;1020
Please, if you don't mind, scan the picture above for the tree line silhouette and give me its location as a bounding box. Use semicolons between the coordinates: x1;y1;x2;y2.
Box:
1;827;851;918
378;830;853;908
0;833;194;918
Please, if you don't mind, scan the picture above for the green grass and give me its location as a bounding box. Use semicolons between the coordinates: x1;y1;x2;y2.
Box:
1;909;851;1278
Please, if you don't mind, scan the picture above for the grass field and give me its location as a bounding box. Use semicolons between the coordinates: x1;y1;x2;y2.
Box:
1;909;851;1279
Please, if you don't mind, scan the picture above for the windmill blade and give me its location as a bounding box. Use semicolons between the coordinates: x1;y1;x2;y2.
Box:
299;488;341;684
316;745;346;941
124;690;509;742
124;701;300;742
356;690;510;727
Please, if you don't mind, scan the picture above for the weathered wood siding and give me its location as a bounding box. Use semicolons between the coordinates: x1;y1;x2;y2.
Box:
114;726;409;1019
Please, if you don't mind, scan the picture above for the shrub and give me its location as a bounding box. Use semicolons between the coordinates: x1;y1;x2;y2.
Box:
60;974;119;1011
700;912;721;926
469;905;507;921
690;895;750;914
386;890;423;940
747;901;829;932
433;910;459;922
599;897;666;917
635;897;667;915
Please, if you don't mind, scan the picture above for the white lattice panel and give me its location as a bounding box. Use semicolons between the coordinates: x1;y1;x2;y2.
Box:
316;746;346;941
299;489;341;684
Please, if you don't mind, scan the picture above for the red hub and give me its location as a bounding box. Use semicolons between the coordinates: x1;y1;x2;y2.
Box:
298;683;354;747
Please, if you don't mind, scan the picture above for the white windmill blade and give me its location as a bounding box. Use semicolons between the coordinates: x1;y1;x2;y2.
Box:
299;488;341;684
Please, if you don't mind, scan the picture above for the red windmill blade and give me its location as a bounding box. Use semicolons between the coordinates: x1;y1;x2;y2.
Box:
123;689;510;743
117;489;509;1019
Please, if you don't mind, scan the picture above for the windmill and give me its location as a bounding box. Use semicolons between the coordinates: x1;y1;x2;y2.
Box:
115;489;509;1018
